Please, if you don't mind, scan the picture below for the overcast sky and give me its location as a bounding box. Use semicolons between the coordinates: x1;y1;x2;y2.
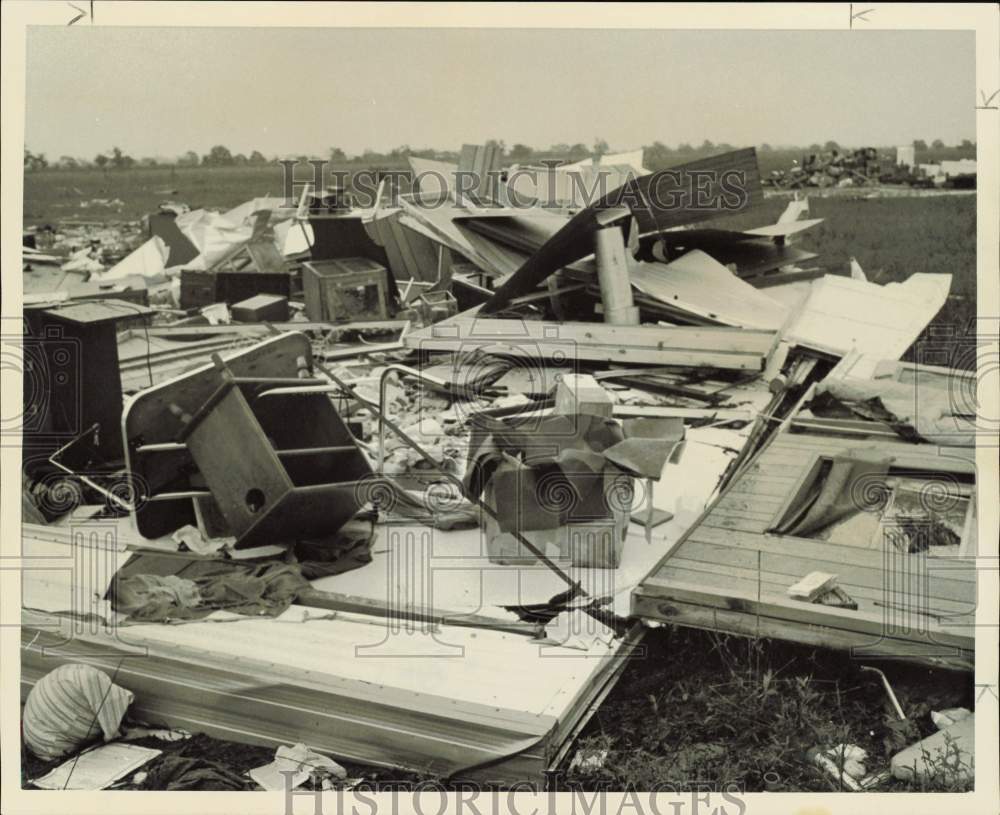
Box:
25;26;975;160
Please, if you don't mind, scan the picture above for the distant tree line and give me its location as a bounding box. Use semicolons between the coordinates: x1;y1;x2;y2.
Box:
23;137;977;171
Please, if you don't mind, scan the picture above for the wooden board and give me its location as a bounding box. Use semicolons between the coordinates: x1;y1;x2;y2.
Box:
631;427;977;669
406;316;776;371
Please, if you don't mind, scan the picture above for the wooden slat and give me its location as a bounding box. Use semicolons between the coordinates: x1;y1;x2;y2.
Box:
633;422;978;668
680;528;977;598
720;479;795;501
770;435;975;472
655;558;976;619
659;540;977;606
711;492;785;513
630;593;973;671
407;317;774;371
699;513;771;535
637;577;973;650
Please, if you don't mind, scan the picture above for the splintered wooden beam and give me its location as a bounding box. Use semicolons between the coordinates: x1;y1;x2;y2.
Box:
406;317;776;371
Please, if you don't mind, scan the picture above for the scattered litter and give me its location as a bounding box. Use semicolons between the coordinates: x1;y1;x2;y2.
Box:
249;742;347;791
171;524;231;555
31;742;162;790
787;571;839;602
200;302;231;325
808;743;870;791
931;707;972;730
19;142;977;785
569;747;608;774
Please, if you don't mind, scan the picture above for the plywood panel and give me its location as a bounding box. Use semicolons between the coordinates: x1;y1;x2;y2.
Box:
633;423;978;668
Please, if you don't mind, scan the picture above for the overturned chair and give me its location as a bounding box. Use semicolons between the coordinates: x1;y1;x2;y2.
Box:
124;333;372;549
172;354;372;549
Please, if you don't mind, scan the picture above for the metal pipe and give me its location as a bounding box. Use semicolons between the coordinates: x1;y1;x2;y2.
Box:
860;666;907;720
594;225;639;325
48;424;136;513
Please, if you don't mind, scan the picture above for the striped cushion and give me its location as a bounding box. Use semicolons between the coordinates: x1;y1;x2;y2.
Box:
23;663;134;760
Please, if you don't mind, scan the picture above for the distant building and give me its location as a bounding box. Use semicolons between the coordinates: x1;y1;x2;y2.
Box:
940;159;977;178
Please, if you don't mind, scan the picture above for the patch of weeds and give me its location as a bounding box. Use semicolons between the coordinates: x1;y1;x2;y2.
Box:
563;626;974;792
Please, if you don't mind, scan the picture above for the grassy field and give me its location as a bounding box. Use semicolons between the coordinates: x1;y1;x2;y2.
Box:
709;192;977;365
22;164;369;225
19;150;830;222
23;167;976;363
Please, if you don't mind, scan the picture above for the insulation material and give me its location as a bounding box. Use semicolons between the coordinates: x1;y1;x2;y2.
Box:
171;209;252;270
778;273;952;359
815;356;977;447
101;236;169;281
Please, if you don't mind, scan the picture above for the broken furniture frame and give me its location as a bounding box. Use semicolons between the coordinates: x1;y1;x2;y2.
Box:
123;333;352;540
302;258;394;322
242;351;621;639
372;364;602;600
167;353;372;549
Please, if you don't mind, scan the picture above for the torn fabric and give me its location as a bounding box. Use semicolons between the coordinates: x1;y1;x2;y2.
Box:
768;452;892;537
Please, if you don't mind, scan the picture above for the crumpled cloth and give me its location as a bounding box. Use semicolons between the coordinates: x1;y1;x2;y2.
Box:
142;754;251;790
23;664;134;760
109;527;375;623
171;524;231;556
111;562;309;623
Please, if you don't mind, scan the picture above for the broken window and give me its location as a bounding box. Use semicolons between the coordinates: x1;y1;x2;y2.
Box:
768;452;975;554
878;476;974;555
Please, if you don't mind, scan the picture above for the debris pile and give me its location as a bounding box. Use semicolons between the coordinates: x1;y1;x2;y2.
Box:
19;144;976;789
765;147;883;188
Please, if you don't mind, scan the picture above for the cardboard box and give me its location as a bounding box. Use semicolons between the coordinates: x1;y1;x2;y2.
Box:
482;458;631;568
231;294;289;323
